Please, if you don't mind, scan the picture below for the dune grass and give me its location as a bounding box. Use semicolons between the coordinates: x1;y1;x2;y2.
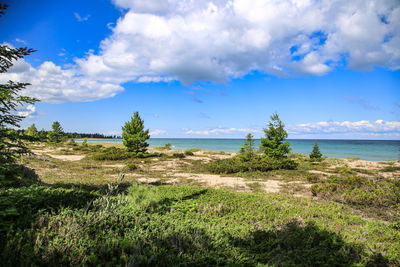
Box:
2;142;399;265
1;184;398;266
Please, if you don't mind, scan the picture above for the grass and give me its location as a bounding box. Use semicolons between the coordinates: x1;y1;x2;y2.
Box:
2;142;399;265
1;184;399;265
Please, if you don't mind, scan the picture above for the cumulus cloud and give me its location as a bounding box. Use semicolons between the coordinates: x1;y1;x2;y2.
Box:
185;120;400;137
17;105;38;119
150;129;166;136
287;120;400;135
0;57;124;103
186;127;261;135
2;0;400;103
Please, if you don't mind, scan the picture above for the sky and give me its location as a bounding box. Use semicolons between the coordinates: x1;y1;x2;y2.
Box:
0;0;399;139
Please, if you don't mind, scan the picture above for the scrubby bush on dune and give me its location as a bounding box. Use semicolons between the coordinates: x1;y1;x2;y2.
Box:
92;147;130;161
172;153;185;159
206;156;297;174
184;150;194;156
1;185;397;266
311;174;400;220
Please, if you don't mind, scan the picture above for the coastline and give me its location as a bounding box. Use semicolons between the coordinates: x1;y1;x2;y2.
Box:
74;138;400;161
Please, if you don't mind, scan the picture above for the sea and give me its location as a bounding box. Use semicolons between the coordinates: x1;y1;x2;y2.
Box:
76;138;400;161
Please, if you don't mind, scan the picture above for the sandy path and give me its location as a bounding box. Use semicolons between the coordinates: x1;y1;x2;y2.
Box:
47;154;86;161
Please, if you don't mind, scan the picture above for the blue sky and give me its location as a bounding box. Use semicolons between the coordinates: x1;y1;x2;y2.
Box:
1;0;399;139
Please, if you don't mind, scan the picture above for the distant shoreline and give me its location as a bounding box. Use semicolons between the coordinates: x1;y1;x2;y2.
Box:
73;138;399;161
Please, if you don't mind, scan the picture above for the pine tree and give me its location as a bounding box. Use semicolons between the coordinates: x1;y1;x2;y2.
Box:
39;128;47;141
309;141;322;160
47;121;65;143
0;16;39;164
259;113;291;159
0;4;39;186
239;133;256;161
121;111;150;154
25;123;38;138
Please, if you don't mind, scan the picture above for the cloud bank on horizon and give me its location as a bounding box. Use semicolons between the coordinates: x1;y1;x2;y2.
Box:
0;0;399;103
184;120;400;138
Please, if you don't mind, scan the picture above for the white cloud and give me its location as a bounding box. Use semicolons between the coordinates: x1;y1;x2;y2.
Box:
15;38;27;44
287;120;400;135
2;1;400;103
0;58;124;103
186;127;261;135
150;129;167;136
74;12;90;22
17;105;38;119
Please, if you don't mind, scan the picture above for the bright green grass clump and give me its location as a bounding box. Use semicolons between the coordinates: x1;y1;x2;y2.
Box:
1;184;398;266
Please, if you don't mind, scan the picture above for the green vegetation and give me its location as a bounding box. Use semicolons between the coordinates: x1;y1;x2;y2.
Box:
381;166;400;172
238;133;257;161
206;157;297;174
311;173;400;220
92;147;131;161
0;29;39;187
172;152;186;159
122;111;150;155
203;116;297;175
1;184;398;265
47;121;65;143
260;112;291;159
310;141;323;161
25;123;39;138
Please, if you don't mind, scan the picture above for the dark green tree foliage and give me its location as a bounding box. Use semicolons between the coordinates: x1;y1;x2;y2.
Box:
47;121;65;143
39;128;47;141
309;141;322;160
122;111;150;154
0;4;39;186
239;133;257;161
0;46;39;163
260;113;291;159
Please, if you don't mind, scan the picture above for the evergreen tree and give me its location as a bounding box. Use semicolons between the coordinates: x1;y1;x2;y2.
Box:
25;123;38;138
122;111;150;154
0;4;39;186
47;121;65;143
259;113;291;159
239;133;257;161
0;20;39;164
39;128;47;141
82;138;88;147
309;141;322;160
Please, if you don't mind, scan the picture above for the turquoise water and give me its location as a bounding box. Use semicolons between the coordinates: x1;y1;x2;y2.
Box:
77;138;400;161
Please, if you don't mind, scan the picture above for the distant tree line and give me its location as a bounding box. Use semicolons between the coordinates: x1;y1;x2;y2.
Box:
18;122;121;142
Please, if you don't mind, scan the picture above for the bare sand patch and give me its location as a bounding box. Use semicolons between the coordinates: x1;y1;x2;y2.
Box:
173;173;285;193
103;164;125;168
48;154;85;161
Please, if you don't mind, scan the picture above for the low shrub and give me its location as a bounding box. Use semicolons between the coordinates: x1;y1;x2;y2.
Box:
311;174;400;219
124;162;138;171
184;150;194;156
92;147;130;161
206;157;297;174
382;166;400;172
172;153;185;159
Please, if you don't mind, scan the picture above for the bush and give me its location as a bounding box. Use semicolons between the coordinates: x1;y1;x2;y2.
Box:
206;157;297;174
92;147;130;161
311;174;400;218
184;150;194;156
172;153;185;159
124;162;138;171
